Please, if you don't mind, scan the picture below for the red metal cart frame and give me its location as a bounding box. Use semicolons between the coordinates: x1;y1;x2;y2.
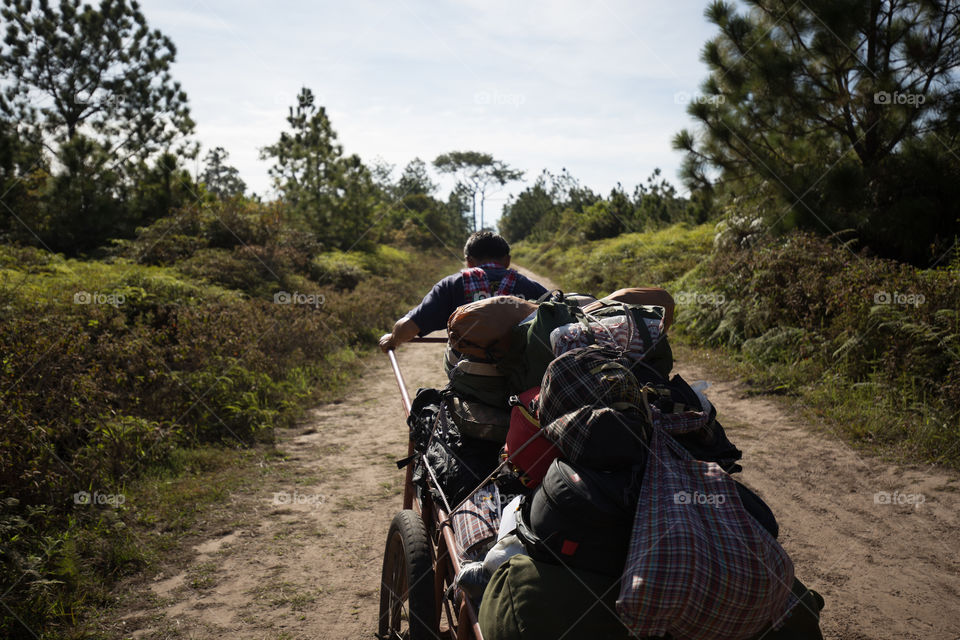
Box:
378;337;484;640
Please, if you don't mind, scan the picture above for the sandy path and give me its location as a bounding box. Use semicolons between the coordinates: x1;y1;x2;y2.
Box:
115;338;449;640
114;267;960;640
671;355;960;640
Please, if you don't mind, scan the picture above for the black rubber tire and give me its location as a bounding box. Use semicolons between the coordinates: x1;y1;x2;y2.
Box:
378;510;437;640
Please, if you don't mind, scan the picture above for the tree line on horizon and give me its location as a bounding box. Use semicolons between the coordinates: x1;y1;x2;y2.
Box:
4;0;959;267
0;0;503;259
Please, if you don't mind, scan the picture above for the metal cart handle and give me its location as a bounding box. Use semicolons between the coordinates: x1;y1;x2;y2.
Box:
386;336;447;508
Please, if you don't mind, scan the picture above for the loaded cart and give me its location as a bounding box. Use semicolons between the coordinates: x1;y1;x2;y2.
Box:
375;290;828;640
379;337;486;640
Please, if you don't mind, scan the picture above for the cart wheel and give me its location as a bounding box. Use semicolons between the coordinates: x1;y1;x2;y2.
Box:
378;510;437;640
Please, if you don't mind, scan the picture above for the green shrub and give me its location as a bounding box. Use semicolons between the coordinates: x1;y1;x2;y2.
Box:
514;223;715;294
309;245;411;290
0;226;453;638
310;251;368;289
178;247;281;295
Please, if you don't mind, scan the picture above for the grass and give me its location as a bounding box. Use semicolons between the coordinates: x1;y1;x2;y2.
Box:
513;223;715;294
187;562;220;590
247;579;320;610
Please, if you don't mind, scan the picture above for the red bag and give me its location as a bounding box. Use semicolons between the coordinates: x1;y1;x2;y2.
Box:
503;387;561;488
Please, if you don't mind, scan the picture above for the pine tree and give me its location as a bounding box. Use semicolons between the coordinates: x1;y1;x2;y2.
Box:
674;0;960;263
201;147;246;199
0;0;194;165
396;158;436;197
0;0;196;252
499;171;556;242
261;87;374;249
433;151;523;231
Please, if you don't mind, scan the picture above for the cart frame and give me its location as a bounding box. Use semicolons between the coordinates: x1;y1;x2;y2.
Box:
379;337;484;640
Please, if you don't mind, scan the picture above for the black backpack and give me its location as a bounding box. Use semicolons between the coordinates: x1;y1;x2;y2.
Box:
515;458;642;578
407;388;503;507
630;363;744;474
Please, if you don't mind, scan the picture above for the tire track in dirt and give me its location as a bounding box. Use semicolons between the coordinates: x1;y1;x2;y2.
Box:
114;266;960;640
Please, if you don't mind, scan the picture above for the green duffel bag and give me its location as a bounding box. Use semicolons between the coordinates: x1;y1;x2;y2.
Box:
447;364;513;408
478;554;630;640
497;297;675;393
445;394;511;443
497;300;580;393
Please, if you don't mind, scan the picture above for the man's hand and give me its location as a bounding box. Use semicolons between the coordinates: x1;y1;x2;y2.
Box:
380;317;422;353
379;333;398;353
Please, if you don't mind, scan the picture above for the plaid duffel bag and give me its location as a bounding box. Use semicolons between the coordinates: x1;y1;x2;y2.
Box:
616;412;796;639
449;483;501;561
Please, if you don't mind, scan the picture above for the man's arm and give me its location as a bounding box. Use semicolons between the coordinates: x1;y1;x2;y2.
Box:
379;275;460;353
379;316;421;352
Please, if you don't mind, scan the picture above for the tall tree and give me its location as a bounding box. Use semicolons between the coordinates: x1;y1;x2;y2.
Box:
499;171;556;242
0;0;194;164
200;147;246;199
261;87;374;249
499;168;601;242
0;0;196;252
397;157;436;196
433;151;523;231
0;113;46;244
368;157;396;200
375;158;470;247
674;0;960;263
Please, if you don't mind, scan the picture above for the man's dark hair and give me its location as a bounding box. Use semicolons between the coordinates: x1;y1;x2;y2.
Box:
464;231;510;261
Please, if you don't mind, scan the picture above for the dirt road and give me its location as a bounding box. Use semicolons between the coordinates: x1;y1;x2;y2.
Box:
114;268;960;640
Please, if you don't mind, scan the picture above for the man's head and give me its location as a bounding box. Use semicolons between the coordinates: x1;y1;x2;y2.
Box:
464;231;511;268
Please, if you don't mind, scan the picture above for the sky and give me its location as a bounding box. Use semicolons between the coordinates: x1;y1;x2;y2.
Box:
139;0;720;226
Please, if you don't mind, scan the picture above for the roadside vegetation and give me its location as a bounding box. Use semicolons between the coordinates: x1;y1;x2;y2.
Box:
0;2;464;636
0;201;459;638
